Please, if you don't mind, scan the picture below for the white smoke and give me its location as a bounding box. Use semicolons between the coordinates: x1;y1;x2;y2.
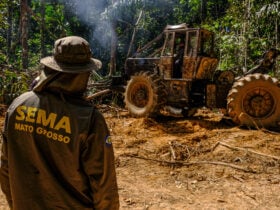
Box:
58;0;114;48
58;0;176;45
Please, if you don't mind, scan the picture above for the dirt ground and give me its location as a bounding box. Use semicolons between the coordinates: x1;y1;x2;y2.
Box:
0;105;280;210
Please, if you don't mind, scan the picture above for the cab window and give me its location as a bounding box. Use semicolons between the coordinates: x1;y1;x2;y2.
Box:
186;31;198;56
162;32;174;56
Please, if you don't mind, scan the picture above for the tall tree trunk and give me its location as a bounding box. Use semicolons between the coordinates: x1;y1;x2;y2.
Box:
40;0;46;58
20;0;29;70
109;0;117;76
275;18;278;75
276;18;278;49
7;0;13;63
242;0;250;70
127;10;143;58
109;21;117;76
200;0;207;23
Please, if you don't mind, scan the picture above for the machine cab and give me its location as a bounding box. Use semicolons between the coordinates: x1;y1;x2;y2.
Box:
160;24;217;80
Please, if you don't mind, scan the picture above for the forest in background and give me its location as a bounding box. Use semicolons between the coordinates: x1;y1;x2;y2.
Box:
0;0;280;104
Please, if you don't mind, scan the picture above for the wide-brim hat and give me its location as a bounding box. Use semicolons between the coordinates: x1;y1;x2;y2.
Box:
40;36;102;73
40;56;102;73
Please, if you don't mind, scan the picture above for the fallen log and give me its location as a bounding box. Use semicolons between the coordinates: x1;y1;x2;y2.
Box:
212;141;280;161
121;153;257;173
86;89;112;100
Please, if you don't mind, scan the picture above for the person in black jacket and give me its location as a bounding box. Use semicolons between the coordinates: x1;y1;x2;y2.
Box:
0;36;120;210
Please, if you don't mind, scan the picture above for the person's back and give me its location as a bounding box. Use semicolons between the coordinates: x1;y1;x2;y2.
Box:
0;36;119;210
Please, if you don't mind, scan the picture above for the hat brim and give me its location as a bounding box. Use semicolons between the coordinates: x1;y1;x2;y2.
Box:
40;56;102;73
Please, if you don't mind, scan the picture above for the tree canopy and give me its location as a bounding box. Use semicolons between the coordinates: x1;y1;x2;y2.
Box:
0;0;280;73
0;0;279;75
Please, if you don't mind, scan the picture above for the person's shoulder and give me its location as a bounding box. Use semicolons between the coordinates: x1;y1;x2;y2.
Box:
7;91;36;111
12;91;37;104
90;107;106;123
67;97;96;111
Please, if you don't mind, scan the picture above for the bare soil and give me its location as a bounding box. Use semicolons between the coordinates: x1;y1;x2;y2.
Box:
1;105;280;210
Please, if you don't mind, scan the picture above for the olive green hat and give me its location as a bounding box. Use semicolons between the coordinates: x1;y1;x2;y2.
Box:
40;36;102;73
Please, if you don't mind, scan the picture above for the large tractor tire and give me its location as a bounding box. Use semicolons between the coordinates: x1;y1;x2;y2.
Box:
227;73;280;129
124;71;165;117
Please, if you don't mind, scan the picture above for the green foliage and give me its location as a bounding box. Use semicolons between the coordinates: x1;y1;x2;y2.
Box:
0;0;9;64
0;69;29;105
206;0;280;72
0;0;279;80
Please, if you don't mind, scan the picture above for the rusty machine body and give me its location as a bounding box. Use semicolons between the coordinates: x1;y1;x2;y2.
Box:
99;23;280;129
